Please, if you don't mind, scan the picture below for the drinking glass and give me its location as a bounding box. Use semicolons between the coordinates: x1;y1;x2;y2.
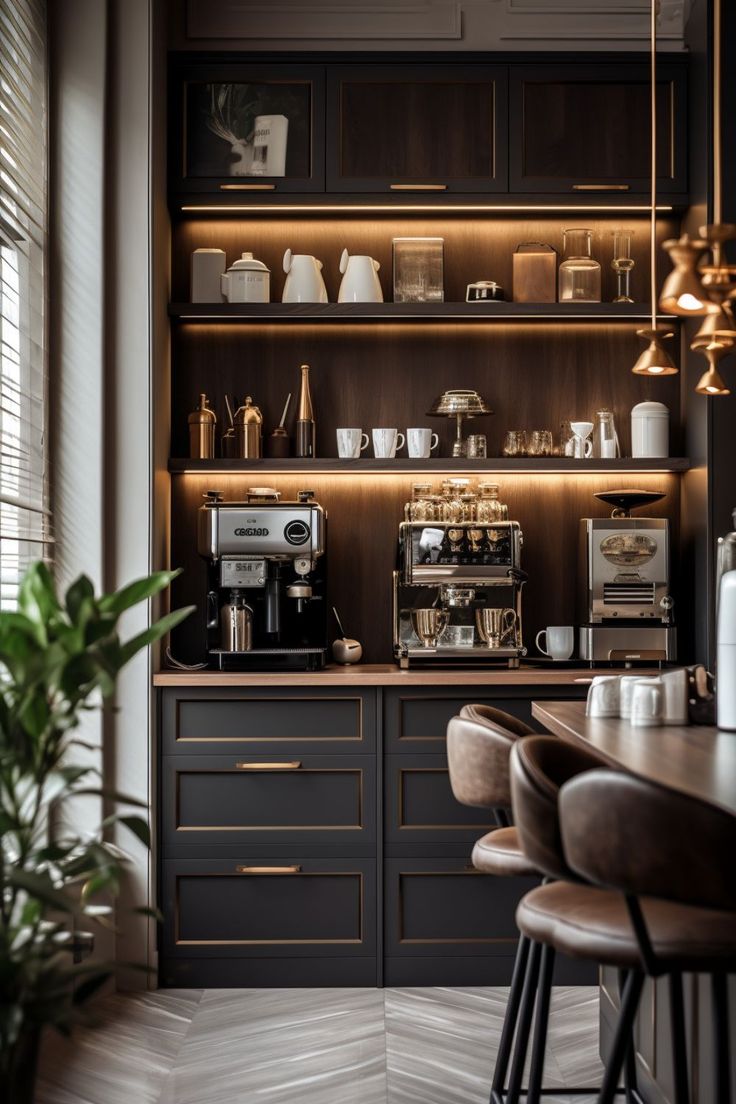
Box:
502;430;527;457
611;230;635;303
527;429;554;457
466;434;487;458
559;420;575;457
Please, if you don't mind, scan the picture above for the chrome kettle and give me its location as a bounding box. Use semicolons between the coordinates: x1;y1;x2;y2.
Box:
220;591;253;652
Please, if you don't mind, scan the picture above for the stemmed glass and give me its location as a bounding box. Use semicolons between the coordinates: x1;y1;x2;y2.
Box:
612;230;635;303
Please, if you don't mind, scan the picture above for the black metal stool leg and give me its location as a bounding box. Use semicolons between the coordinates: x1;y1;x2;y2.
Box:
526;943;555;1104
599;969;645;1104
669;972;690;1104
505;939;542;1104
617;969;640;1104
711;972;731;1104
490;933;531;1104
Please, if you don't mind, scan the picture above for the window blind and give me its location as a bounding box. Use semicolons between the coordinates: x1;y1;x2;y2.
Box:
0;0;49;608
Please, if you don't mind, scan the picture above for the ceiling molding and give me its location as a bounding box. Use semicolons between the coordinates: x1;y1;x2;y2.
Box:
501;0;691;41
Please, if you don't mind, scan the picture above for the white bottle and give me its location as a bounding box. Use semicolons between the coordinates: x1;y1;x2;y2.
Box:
631;401;669;458
717;570;736;730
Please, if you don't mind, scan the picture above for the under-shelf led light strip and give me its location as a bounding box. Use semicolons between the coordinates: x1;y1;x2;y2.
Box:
180;204;675;215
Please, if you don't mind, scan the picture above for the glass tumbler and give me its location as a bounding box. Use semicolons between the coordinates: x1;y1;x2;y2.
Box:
466;434;487;458
559;229;601;302
502;430;527;457
527;429;554;457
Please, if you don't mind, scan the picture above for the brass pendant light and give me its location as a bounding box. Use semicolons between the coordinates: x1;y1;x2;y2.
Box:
694;341;731;396
659;235;718;316
633;0;676;375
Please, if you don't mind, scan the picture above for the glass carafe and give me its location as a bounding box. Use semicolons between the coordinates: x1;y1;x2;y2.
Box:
559;229;601;303
591;410;621;459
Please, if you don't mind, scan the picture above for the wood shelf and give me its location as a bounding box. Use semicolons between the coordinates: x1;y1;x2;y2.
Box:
170;302;677;325
168;457;690;475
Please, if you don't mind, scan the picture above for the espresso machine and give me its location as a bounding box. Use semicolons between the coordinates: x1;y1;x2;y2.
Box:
393;520;527;668
198;489;328;670
579;490;676;664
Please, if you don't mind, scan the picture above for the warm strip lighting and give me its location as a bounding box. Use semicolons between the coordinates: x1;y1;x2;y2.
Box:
180;203;676;215
172;466;684;477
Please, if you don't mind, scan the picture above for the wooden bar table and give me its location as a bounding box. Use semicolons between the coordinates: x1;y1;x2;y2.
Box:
531;699;736;1103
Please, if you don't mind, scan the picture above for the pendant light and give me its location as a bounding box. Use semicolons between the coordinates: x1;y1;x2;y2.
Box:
632;0;677;376
659;235;718;316
694;340;731;396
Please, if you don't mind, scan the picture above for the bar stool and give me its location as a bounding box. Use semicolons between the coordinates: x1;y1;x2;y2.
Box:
511;737;736;1104
447;706;601;1103
559;767;736;1104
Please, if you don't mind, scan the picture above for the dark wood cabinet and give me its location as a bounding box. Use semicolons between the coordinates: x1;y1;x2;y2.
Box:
509;63;687;195
169;62;325;194
326;64;508;193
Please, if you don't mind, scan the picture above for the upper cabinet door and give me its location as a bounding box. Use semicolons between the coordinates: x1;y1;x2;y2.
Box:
170;63;325;195
509;63;687;196
327;65;508;193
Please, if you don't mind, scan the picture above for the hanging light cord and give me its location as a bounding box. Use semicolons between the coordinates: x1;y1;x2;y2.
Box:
650;0;658;331
713;0;722;256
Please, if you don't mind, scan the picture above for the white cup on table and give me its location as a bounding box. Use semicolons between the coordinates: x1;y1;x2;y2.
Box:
406;427;439;458
336;428;369;458
630;678;664;727
659;668;689;725
536;626;575;661
619;675;648;720
586;675;620;718
372;428;405;458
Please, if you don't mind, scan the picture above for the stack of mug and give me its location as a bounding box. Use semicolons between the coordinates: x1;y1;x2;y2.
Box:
336;427;439;459
586;669;689;727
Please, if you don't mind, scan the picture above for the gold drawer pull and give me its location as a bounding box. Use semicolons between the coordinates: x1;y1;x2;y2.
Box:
235;761;302;770
390;183;448;191
572;184;630;191
220;183;277;191
236;865;302;874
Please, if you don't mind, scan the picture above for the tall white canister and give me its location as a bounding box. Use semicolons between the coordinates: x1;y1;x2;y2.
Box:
631;401;669;458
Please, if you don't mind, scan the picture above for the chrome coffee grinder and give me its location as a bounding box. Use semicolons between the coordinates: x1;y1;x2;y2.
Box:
198;489;328;670
579;489;676;664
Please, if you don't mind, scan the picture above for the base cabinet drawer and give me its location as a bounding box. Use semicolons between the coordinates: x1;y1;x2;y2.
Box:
162;754;375;846
162;858;376;958
384;857;536;957
385;754;494;844
162;688;376;754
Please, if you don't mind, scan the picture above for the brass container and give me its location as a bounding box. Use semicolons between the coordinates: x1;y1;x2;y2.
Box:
188;393;217;459
512;242;557;303
234;396;263;458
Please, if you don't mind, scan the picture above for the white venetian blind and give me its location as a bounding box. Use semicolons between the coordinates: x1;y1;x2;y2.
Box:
0;0;49;608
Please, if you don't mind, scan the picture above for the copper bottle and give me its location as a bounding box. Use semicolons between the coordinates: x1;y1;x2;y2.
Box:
234;396;263;458
296;363;315;458
188;393;217;459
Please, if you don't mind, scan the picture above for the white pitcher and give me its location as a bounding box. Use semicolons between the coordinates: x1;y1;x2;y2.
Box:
337;248;383;303
282;249;328;304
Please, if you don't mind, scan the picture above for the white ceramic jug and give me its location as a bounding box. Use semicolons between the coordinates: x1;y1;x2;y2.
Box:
282;249;328;303
337;248;383;303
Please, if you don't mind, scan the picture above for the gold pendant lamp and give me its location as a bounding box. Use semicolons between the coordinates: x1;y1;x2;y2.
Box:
632;0;677;376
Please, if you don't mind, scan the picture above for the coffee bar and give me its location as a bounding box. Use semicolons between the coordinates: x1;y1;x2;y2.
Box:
140;9;736;1104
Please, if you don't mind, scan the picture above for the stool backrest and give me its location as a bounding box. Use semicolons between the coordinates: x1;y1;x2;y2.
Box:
560;769;736;912
446;705;532;809
510;735;608;880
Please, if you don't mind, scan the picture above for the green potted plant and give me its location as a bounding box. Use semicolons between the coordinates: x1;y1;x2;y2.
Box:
0;563;193;1103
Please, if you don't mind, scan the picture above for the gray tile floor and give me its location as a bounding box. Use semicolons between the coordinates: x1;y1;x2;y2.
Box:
36;986;602;1103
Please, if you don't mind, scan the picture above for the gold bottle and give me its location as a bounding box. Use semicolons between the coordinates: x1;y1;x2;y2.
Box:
296;363;315;458
234;396;263;458
188;393;217;459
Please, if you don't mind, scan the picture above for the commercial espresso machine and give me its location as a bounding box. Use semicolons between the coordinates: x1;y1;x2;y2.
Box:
579;490;676;664
393;520;527;668
198;489;328;670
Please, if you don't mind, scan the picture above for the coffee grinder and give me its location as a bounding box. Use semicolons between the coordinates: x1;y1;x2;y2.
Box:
198;489;328;670
579;489;676;664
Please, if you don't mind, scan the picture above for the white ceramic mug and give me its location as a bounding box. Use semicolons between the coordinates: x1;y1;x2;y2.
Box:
659;667;689;724
407;427;440;459
336;428;369;459
586;675;620;718
619;675;647;720
372;428;405;458
535;625;574;661
630;678;663;727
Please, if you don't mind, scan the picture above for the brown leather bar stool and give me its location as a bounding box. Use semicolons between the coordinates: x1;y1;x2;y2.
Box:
446;705;544;1104
511;737;736;1104
559;768;736;1104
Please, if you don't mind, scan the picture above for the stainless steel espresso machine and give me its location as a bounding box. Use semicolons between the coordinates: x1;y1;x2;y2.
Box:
579;490;676;664
393;520;527;668
198;489;328;670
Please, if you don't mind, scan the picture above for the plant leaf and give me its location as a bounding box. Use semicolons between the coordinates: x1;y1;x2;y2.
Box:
97;569;182;617
120;605;195;664
102;813;151;848
8;869;76;914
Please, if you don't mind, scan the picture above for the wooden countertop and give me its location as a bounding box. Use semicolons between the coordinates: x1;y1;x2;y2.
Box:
153;664;655;688
532;700;736;817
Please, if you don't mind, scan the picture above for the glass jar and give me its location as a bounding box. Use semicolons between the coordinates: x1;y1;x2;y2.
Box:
405;482;435;521
476;482;508;522
559;229;601;303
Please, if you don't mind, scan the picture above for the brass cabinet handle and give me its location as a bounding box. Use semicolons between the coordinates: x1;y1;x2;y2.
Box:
235;761;302;770
219;183;276;191
235;865;302;874
390;183;448;191
572;184;631;191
